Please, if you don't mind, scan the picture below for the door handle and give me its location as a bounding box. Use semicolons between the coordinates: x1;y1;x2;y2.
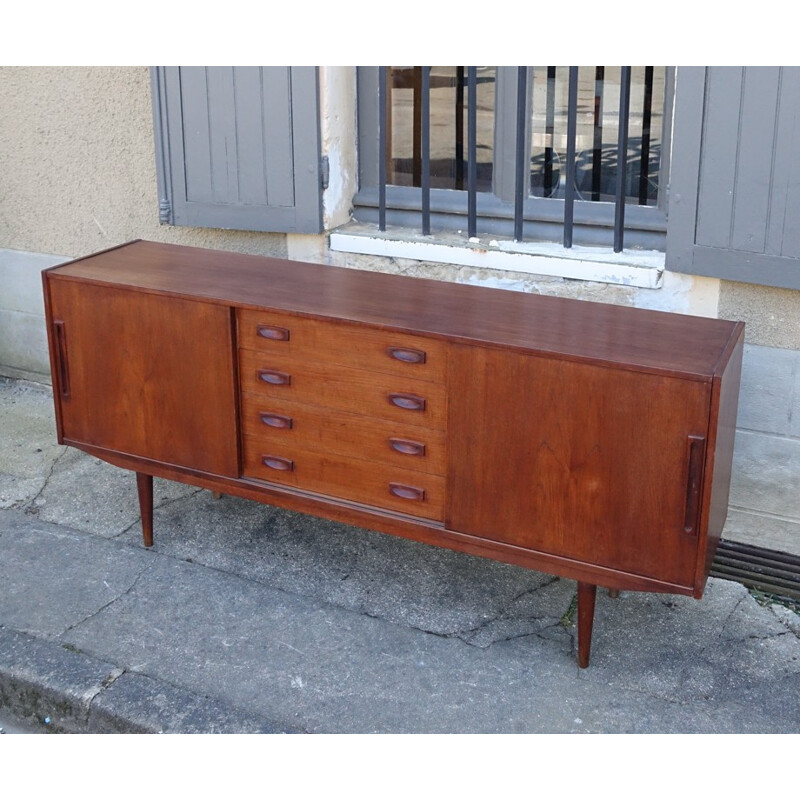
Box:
54;320;70;399
684;435;706;535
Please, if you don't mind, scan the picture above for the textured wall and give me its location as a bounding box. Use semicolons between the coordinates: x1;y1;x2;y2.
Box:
0;66;287;260
719;280;800;350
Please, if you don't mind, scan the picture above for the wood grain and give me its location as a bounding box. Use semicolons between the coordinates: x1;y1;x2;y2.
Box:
241;392;446;475
577;582;597;669
136;472;154;548
238;308;446;383
55;240;739;381
239;348;447;430
696;325;746;593
447;344;711;590
47;278;239;476
242;438;445;520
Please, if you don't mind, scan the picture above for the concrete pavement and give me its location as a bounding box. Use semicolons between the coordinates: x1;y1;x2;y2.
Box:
1;376;798;733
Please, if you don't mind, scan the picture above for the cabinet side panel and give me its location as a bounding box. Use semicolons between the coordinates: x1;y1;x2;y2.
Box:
48;279;239;477
447;345;710;588
698;329;745;589
42;271;65;442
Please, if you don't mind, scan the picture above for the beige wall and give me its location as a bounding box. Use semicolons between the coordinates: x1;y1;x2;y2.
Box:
0;66;287;261
2;65;799;349
719;281;800;350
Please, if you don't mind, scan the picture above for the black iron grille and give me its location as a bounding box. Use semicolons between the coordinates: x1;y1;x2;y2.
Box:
378;66;655;252
711;539;800;602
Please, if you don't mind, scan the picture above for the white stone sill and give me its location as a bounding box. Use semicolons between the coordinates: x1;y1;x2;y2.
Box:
329;225;665;290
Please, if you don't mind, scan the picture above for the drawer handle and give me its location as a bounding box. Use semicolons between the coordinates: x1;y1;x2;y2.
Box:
389;437;426;457
257;325;290;341
388;392;426;411
389;483;425;502
262;455;294;471
259;412;293;429
257;369;291;386
387;346;426;365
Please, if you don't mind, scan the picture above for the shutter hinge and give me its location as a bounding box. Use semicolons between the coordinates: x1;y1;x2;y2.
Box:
158;199;172;225
320;155;329;191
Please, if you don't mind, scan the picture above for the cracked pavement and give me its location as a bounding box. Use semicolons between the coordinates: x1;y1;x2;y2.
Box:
1;376;799;733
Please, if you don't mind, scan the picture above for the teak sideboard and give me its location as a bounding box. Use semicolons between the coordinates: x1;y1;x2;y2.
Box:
42;240;745;667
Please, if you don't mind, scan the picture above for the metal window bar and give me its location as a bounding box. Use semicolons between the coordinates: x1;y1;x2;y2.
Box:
592;67;605;201
377;66;643;251
412;68;422;187
467;67;478;238
455;66;465;190
421;66;431;235
514;66;528;241
614;66;632;253
639;66;654;206
378;66;387;232
544;67;557;198
563;67;579;248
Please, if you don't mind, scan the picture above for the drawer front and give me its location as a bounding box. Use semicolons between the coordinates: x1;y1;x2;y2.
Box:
238;308;446;383
243;439;445;521
241;392;446;475
239;349;447;430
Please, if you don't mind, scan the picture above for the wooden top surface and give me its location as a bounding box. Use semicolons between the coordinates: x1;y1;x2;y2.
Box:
49;240;743;380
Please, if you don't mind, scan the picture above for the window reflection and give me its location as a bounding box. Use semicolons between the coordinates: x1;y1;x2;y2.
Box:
386;66;495;192
384;66;665;206
529;66;664;205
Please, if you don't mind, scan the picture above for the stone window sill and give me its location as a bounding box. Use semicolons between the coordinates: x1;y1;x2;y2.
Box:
329;223;665;290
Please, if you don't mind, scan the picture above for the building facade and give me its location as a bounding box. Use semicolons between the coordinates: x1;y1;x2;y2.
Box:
2;66;799;555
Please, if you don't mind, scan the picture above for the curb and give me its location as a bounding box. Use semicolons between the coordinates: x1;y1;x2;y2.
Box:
0;627;299;734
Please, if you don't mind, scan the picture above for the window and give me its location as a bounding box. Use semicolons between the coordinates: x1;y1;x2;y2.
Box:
354;66;673;252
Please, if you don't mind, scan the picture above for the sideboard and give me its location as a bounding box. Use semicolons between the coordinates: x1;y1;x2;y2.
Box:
42;240;745;667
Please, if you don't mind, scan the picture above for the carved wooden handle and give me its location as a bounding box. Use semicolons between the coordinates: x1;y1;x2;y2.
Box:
257;369;291;386
387;346;426;364
684;435;706;535
257;325;290;341
262;455;294;471
54;320;70;399
389;437;426;456
388;393;426;411
259;413;293;429
389;483;425;502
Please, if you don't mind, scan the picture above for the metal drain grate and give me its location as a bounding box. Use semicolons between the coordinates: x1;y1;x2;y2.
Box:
711;539;800;601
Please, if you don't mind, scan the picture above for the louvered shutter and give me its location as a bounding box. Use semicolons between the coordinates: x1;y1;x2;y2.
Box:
152;66;322;234
668;67;800;289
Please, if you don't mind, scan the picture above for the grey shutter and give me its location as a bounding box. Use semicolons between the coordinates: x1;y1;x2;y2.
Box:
667;67;800;289
151;67;322;234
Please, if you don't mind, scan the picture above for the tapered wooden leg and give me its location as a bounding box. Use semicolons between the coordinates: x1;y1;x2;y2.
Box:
136;472;154;548
608;588;620;599
211;491;222;500
577;582;597;669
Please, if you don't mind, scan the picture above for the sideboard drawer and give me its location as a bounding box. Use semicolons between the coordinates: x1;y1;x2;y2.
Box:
243;439;445;521
238;308;446;383
241;392;446;475
239;349;448;430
